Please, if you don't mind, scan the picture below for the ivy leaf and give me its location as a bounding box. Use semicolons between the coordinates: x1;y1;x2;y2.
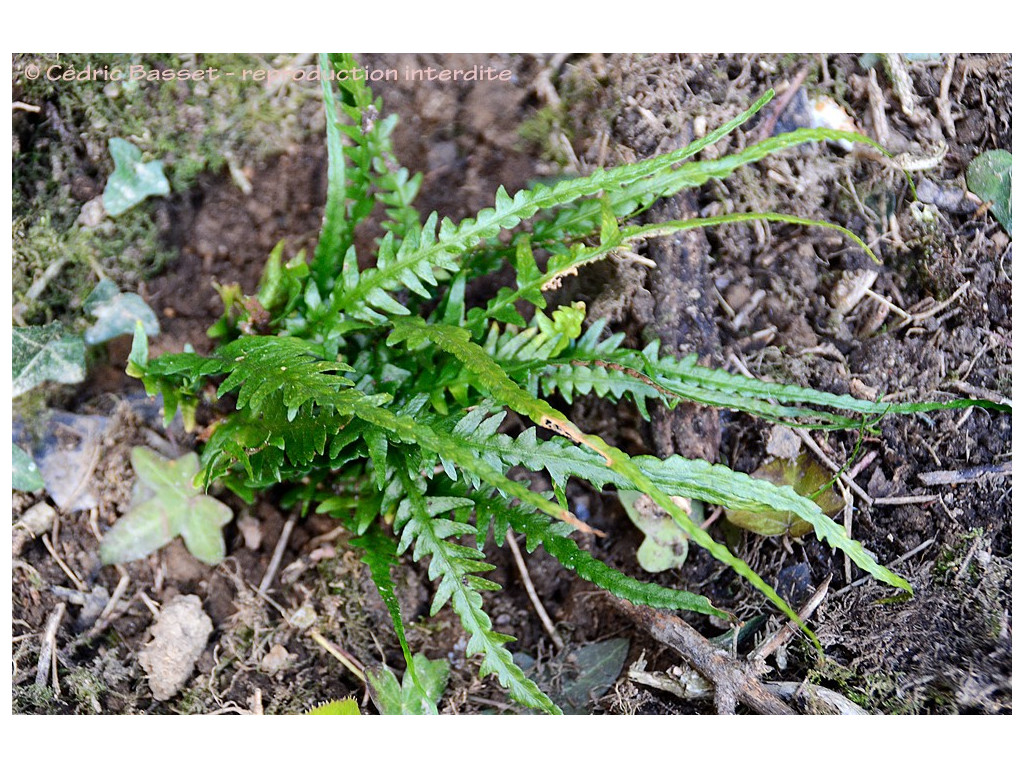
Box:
12;322;87;397
618;490;702;572
966;149;1012;235
365;653;450;715
83;279;160;344
13;444;45;493
102;138;171;217
100;447;233;566
554;638;630;714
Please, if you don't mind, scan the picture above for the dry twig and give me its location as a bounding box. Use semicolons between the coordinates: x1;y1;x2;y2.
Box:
756;66;809;141
751;576;831;663
35;602;67;692
918;462;1011;486
505;529;564;651
310;629;366;681
258;509;298;596
614;598;794;714
41;533;88;592
873;494;941;506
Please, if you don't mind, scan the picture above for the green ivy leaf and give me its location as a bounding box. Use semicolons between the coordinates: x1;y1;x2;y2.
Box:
13;444;45;493
966;149;1012;235
12;322;87;397
365;653;450;715
618;490;702;572
83;279;160;344
102;138;171;217
100;447;233;566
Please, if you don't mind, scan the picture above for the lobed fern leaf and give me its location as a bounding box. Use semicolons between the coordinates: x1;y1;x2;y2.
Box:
468;488;731;619
383;316;832;643
348;518;433;709
393;472;560;714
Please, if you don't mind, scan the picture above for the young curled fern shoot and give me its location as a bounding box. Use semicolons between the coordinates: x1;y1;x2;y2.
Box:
124;54;1009;714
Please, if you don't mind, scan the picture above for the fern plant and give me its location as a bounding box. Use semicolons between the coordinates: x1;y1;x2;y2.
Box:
125;54;1007;714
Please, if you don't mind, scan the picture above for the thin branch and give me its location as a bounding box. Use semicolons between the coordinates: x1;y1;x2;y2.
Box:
258;510;298;597
35;602;66;692
41;534;88;593
614;598;795;715
873;494;941;506
756;66;809;141
505;529;564;651
918;462;1011;486
751;575;831;663
310;629;366;681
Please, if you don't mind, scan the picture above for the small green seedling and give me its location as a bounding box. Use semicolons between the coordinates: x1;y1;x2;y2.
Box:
102;137;171;217
83;279;161;345
100;447;233;566
364;653;450;715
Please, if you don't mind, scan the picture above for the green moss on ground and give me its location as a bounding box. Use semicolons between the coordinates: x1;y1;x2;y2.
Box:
13;53;324;324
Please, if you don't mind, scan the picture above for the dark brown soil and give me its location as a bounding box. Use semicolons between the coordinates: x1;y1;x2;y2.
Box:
12;53;1011;715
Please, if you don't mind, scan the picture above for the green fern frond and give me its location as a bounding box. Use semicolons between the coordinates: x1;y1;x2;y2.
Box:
311;54;423;293
348;518;430;705
383;317;832;643
432;405;908;596
312;53;350;290
579;339;1008;423
393;471;560;714
328;94;780;326
469;488;730;619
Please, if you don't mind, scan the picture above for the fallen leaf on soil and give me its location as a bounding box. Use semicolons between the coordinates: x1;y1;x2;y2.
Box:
618;490;701;572
966;149;1012;235
725;453;845;537
12;444;44;492
17;410;108;512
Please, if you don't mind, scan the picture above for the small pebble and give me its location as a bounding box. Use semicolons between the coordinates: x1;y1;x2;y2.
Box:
765;426;801;461
76;197;106;228
288;604;317;630
13;501;56;556
237;515;262;550
139;594;213;701
259;643;295;675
